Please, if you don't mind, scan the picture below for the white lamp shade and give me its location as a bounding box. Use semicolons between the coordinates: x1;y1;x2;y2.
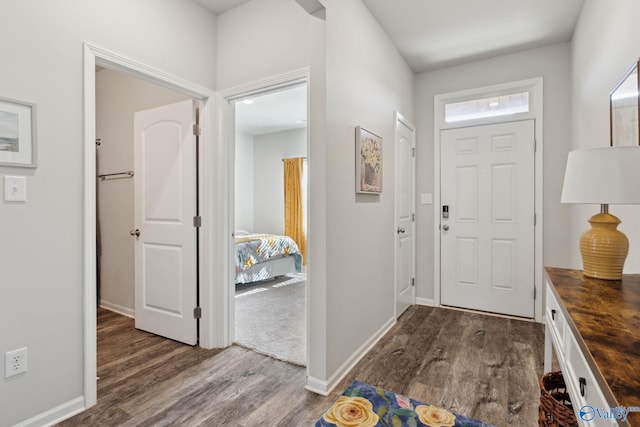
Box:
561;146;640;204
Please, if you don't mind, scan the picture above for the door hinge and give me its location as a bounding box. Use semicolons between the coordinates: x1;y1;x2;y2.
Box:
412;147;416;157
533;286;537;300
411;278;415;287
534;213;537;226
193;216;202;228
411;213;415;222
533;139;537;152
193;123;201;137
193;307;202;319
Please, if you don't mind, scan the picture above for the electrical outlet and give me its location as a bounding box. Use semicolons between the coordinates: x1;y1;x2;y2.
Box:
5;347;27;378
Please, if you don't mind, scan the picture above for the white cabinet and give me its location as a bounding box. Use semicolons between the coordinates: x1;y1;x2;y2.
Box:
544;279;622;426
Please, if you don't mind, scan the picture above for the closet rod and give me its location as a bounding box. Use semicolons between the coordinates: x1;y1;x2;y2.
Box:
281;157;307;161
98;171;134;181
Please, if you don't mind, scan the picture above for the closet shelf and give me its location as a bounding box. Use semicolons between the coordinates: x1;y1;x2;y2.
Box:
97;171;134;180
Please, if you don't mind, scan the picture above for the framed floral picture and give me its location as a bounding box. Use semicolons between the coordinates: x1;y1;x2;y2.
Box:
355;126;382;194
0;96;37;167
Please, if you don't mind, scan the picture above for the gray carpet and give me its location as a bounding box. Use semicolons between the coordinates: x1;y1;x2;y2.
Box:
234;273;306;366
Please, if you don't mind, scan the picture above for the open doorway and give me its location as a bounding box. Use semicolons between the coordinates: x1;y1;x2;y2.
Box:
95;67;194;325
84;44;215;407
94;67;205;389
231;83;309;366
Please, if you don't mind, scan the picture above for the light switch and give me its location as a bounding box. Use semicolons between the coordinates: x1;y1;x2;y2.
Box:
4;176;27;202
420;193;432;205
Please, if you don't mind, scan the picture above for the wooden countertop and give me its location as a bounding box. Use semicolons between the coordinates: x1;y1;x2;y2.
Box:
545;267;640;426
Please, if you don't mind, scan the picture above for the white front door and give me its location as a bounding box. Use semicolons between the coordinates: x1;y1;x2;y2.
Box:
394;113;416;318
440;120;535;318
133;100;198;345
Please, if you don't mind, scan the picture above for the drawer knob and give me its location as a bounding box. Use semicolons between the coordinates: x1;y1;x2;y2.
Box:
551;309;556;320
579;377;586;397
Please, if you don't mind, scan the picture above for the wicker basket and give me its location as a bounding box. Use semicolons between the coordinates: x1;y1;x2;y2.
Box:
538;371;579;427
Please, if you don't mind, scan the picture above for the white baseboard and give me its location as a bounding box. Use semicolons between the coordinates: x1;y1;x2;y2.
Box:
13;396;85;427
306;315;396;396
415;297;435;307
99;300;134;318
305;376;330;396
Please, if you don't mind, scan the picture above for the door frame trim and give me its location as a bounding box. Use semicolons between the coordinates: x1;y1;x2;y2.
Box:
83;42;214;407
215;67;311;357
433;77;543;322
393;111;416;317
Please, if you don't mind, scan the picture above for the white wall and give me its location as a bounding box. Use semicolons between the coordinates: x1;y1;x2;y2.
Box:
254;128;307;234
234;129;307;235
216;0;312;89
570;0;640;272
217;0;414;390
96;69;189;316
235;131;255;232
0;1;216;425
414;43;573;301
322;0;415;378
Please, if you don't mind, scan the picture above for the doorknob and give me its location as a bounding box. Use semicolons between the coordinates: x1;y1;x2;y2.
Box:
397;227;406;234
130;229;141;237
442;224;450;231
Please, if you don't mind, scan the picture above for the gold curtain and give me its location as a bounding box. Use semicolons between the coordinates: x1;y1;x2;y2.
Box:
284;157;307;265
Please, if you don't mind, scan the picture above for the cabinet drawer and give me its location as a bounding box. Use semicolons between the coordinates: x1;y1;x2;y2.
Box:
565;327;617;426
546;282;566;354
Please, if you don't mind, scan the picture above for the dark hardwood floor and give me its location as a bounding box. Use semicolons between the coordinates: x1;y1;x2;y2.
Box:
58;305;544;427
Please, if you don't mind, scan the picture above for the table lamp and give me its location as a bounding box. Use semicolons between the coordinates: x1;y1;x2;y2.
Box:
561;146;640;279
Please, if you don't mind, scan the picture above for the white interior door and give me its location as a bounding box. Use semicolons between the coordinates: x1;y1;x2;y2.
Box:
440;120;535;318
394;113;416;318
134;100;198;345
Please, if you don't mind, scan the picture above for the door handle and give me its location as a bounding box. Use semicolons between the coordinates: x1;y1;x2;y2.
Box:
579;377;586;397
442;224;450;231
397;227;406;234
130;229;141;237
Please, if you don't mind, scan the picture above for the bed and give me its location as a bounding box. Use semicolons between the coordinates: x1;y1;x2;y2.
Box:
234;232;303;284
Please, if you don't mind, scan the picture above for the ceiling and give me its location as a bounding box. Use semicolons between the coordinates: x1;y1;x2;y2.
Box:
197;0;585;132
362;0;585;73
196;0;585;73
193;0;251;15
235;85;307;136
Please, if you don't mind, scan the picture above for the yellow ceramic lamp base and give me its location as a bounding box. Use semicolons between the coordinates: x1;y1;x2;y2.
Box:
580;213;628;280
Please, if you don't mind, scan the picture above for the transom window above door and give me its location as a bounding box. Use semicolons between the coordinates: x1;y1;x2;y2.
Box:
444;91;530;123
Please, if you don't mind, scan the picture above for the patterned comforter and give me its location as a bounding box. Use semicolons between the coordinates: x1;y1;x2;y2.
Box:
234;233;302;274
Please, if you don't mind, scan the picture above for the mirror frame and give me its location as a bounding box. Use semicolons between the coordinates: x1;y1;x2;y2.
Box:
610;58;640;146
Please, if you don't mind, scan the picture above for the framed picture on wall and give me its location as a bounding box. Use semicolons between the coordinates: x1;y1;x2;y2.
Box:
0;96;37;167
355;126;382;194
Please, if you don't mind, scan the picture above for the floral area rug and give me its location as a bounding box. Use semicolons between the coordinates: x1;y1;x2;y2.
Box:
315;380;495;427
